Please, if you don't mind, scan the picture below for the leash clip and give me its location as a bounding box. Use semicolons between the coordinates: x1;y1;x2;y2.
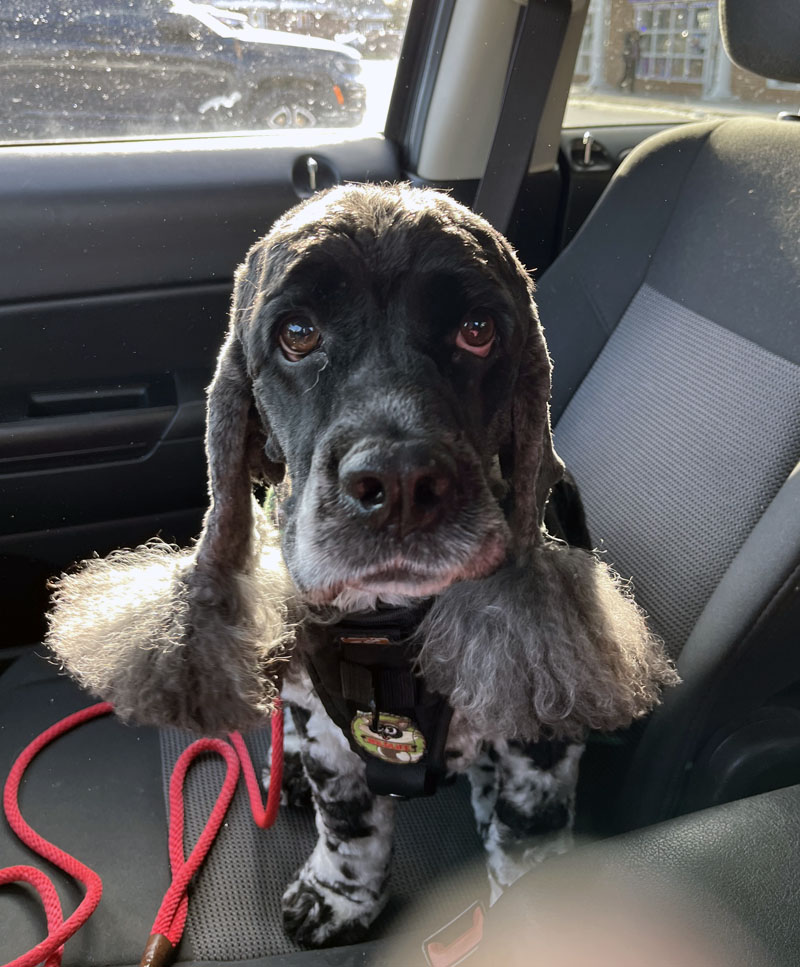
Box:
139;932;176;967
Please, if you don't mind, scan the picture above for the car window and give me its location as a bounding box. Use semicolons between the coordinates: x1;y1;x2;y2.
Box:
0;0;411;143
566;0;800;127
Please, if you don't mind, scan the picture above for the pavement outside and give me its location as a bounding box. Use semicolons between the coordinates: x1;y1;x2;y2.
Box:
564;83;800;127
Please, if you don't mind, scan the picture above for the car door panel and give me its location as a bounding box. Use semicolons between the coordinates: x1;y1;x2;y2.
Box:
1;136;395;301
0;135;401;654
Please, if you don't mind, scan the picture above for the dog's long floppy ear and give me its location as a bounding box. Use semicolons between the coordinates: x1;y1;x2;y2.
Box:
47;245;294;735
509;280;565;552
195;323;282;578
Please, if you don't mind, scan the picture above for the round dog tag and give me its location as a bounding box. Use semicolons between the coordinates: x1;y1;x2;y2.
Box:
351;712;426;764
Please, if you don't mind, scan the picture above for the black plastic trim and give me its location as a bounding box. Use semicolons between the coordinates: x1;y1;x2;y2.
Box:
473;0;570;234
408;169;564;279
619;561;800;830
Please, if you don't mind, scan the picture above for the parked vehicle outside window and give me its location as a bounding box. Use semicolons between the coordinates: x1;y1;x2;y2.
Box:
0;0;411;143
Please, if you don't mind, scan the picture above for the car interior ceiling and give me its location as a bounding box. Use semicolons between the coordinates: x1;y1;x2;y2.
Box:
1;0;799;965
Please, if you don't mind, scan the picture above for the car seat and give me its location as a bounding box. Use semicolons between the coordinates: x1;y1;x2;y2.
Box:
540;0;800;831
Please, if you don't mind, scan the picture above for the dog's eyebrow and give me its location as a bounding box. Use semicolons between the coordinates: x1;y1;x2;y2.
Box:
269;240;361;299
416;265;516;313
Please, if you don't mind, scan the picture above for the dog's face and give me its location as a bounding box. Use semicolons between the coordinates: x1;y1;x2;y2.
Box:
225;184;557;606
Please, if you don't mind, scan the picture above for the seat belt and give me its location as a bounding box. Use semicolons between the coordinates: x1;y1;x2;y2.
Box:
473;0;570;235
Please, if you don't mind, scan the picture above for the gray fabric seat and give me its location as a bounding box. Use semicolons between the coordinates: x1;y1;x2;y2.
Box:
539;74;800;825
0;650;485;966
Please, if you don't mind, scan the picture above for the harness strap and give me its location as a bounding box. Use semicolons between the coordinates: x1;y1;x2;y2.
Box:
304;605;453;798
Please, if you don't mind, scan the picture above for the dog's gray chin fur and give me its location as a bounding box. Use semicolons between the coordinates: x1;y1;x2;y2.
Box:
46;537;295;735
414;541;679;742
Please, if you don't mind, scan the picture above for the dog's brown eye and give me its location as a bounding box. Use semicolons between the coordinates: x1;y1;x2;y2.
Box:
456;312;495;358
278;317;320;361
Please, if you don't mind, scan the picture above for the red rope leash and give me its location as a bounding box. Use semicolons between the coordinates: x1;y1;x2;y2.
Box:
1;702;110;967
1;700;283;967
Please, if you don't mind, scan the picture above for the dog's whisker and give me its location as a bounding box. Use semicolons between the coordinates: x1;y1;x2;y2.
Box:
304;353;329;393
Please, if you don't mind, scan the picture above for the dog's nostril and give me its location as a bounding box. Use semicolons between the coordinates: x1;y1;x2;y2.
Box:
413;472;451;509
352;475;386;508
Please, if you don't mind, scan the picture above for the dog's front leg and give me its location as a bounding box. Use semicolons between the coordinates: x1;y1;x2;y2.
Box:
469;739;584;903
280;696;396;948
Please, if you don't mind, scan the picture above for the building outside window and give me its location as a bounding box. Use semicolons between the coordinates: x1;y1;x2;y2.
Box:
571;0;799;111
575;2;598;78
634;3;714;89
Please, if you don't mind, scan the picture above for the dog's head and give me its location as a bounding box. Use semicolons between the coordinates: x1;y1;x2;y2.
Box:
201;183;562;607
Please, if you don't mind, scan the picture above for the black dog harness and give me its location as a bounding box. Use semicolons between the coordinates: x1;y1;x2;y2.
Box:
303;604;453;798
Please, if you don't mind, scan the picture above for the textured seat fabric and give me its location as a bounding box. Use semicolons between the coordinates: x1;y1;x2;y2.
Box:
542;118;800;423
160;729;484;961
0;651;485;966
555;283;800;657
538;113;800;826
546;117;800;664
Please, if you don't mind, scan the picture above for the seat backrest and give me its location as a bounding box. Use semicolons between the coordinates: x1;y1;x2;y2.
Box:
536;0;800;827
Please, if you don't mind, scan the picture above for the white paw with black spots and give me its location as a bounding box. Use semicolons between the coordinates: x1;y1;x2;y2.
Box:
282;867;382;948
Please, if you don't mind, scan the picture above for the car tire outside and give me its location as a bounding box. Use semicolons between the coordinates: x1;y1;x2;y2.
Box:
254;84;319;129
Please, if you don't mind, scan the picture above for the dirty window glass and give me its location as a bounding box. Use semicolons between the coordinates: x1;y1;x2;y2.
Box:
566;0;800;127
0;0;412;143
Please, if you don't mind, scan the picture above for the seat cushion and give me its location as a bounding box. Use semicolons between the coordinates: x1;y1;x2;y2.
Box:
480;783;800;967
537;115;800;826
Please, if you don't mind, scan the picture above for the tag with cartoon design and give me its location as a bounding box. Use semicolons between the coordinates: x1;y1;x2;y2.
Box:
351;711;426;764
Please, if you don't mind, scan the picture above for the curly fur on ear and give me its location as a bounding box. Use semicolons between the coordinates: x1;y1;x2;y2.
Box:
46;516;295;734
415;541;678;742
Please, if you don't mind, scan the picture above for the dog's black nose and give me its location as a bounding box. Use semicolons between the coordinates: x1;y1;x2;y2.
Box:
339;443;456;536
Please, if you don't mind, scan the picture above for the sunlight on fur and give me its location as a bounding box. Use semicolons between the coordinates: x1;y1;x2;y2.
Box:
47;513;296;735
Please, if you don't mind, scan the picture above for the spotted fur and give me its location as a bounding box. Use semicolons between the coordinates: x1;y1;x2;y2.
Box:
280;668;395;947
278;666;582;943
476;740;583;902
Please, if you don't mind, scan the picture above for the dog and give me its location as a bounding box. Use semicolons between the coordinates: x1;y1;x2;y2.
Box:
47;183;676;948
